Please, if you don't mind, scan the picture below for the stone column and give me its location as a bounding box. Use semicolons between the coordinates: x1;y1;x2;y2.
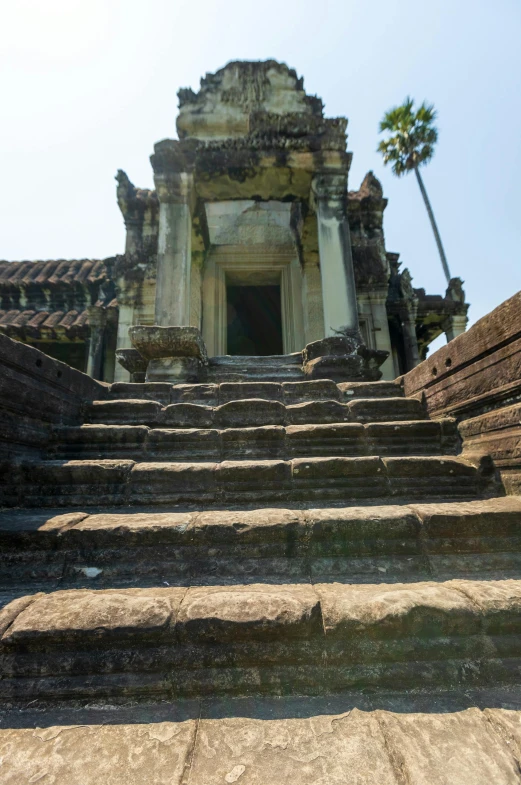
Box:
401;309;421;371
312;173;359;337
151;141;195;327
444;314;468;343
368;292;396;380
86;306;106;380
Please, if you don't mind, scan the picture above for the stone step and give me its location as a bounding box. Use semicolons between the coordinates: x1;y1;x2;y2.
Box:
2;703;521;785
207;356;305;382
106;379;405;405
49;420;459;461
2;577;521;701
208;354;304;382
1;498;520;589
212;353;304;366
1;455;485;509
85;396;424;428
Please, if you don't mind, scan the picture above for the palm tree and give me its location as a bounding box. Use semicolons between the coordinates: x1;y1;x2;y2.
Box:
378;97;451;284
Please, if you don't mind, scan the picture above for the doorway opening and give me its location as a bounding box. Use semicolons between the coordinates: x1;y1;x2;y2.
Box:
226;285;283;356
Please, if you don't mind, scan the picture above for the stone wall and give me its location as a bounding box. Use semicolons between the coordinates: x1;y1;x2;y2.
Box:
0;333;105;460
402;290;521;493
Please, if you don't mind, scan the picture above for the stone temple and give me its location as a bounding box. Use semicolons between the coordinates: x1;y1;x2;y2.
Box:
1;61;521;783
0;60;468;382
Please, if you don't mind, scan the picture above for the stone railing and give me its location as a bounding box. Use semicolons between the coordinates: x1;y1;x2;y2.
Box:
0;333;106;460
401;290;521;494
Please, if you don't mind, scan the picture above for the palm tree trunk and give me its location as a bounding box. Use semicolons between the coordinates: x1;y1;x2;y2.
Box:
414;165;452;284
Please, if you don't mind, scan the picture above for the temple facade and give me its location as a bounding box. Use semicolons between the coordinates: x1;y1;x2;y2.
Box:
0;60;468;381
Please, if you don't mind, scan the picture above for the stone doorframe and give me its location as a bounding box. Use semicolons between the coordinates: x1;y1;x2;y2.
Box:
201;245;305;357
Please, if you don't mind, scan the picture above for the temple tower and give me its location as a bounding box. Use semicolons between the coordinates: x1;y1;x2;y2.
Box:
113;61;467;384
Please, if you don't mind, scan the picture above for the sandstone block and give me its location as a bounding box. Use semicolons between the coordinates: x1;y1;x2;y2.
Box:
176;583;321;642
52;425;148;458
192;508;304;545
385;456;479;498
413;497;521;541
109;382;173;403
307;505;421;555
216;399;285;427
86;399;163;425
189;709;398;785
2;587;186;645
146;428;220;461
316;581;479;640
0;721;198;785
339;380;404;399
218;460;291;501
170;384;219;404
286;399;350;424
218;382;282;402
220;426;286;460
287;423;366;457
161;403;214;428
348;397;425;422
129;462;217;504
292;456;387;499
365;420;444;455
70;510;195;543
282;380;339;402
377;708;520;784
447;579;521;634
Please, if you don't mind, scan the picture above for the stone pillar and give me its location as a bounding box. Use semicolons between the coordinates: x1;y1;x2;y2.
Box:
368;292;396;380
444;314;468;343
312;173;359;337
151;141;195;327
86;306;107;380
401;309;421;371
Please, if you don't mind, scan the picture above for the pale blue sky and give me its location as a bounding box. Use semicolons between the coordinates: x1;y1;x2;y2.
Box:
2;0;520;348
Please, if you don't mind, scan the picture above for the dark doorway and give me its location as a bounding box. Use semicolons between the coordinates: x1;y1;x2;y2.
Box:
227;285;283;356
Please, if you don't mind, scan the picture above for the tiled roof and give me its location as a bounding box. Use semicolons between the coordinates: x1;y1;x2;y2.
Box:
0;259;108;287
0;309;90;340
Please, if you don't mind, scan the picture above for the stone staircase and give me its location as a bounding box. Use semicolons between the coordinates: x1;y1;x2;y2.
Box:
3;374;521;780
1;375;520;699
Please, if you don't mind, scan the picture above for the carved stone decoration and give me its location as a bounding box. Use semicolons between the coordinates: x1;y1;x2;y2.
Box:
176;60;335;143
129;325;208;362
115;348;147;383
128;325;208;382
302;335;388;381
446;277;466;304
0;61;472;386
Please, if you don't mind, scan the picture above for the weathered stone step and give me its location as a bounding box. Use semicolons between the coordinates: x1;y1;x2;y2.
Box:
2;578;521;701
50;419;459;461
106;379;405;405
1;498;520;589
3;704;521;785
207;354;305;382
85;396;424;428
1;455;485;508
